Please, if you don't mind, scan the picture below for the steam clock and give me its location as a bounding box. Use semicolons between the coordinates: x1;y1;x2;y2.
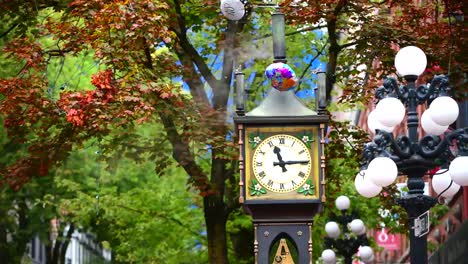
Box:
223;1;329;263
234;67;328;263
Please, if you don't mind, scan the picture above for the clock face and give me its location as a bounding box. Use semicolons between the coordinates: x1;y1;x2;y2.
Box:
252;134;312;193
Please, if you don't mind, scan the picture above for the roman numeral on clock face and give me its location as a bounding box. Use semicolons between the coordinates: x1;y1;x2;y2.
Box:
279;137;285;144
251;134;313;193
258;171;266;179
267;180;274;187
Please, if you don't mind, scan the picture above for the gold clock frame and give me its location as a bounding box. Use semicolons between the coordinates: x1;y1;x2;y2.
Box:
241;125;324;201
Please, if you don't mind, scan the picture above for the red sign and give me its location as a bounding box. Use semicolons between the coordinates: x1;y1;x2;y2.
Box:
375;228;401;250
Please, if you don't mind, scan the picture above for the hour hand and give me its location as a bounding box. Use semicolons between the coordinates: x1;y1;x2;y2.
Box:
273;146;287;172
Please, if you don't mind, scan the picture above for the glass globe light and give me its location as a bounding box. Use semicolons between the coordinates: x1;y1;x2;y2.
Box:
335;195;350;211
354;170;382;198
394;46;427;76
432;169;460;197
220;0;247;21
367;110;395;134
359;246;374;261
363;255;375;264
449;156;468;186
375;97;406;127
325;221;340;239
367;157;398;187
429;96;460;126
421;108;448;135
349;219;366;235
321;249;336;264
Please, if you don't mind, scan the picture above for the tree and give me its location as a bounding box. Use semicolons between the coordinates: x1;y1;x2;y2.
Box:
0;0;464;263
51;141;207;263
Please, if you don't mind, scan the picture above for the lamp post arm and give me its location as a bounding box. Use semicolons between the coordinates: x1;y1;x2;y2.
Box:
454;128;468;155
375;77;404;100
374;130;412;159
418;135;450;159
419;128;468;158
424;75;451;103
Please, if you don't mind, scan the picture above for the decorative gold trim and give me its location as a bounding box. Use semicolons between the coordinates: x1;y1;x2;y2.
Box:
254;224;258;264
308;223;313;264
320;123;327;202
244;126;321;200
238;124;245;204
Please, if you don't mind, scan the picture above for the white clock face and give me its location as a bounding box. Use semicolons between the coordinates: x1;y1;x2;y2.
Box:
252;134;312;193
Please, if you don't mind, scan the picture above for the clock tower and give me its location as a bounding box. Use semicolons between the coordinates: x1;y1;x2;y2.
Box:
233;9;329;263
234;78;328;263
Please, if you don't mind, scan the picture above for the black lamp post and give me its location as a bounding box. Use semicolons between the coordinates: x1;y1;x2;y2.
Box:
321;195;373;264
357;46;468;264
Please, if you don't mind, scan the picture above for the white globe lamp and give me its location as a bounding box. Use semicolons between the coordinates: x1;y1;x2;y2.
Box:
367;110;395;134
394;46;427;77
421;108;448;135
375;97;406;127
359;246;374;262
325;222;340;239
432;169;460;197
349;219;366;235
321;249;336;264
362;253;375;263
335;195;350;211
220;0;247;21
367;157;398;187
449;156;468;186
429;96;459;126
355;170;382;198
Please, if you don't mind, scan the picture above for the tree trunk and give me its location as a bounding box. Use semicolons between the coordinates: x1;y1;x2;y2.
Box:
16;200;29;264
326;0;347;102
0;210;10;263
326;19;340;102
59;224;74;264
204;195;228;264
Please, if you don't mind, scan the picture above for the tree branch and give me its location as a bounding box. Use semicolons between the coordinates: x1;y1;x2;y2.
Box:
214;20;237;110
173;0;220;91
296;43;328;92
176;34;221;91
173;45;211;107
0;23;18;39
339;41;359;50
325;0;348;101
158;113;210;192
254;24;327;41
172;0;187;35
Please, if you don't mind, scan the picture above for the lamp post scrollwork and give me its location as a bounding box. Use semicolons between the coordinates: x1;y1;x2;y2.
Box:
356;46;468;264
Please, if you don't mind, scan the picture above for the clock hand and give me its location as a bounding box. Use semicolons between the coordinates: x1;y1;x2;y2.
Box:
273;146;287;172
274;160;310;166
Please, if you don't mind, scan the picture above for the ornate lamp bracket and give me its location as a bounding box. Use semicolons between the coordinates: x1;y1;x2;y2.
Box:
375;75;452;106
364;130;411;162
419;127;468;161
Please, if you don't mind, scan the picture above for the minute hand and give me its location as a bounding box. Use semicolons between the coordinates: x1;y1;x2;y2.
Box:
274;160;310;166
